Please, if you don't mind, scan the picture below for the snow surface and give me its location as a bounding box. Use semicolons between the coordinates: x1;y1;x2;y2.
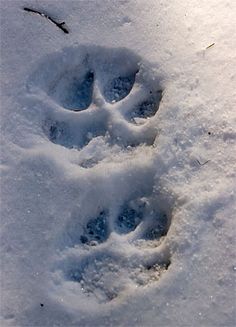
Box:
1;0;236;326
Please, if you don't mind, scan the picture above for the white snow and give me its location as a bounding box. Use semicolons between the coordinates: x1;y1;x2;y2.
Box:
1;0;236;326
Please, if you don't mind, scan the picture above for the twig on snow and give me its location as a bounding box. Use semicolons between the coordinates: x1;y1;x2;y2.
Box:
206;43;215;49
196;159;210;166
23;7;69;34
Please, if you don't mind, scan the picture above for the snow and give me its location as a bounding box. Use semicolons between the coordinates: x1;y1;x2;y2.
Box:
1;0;236;326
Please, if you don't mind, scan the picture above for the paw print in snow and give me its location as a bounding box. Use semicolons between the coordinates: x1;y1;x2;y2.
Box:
54;195;172;304
28;46;163;156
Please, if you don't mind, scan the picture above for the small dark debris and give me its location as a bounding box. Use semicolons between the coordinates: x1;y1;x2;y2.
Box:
196;159;210;166
40;303;44;307
206;43;215;49
208;132;211;135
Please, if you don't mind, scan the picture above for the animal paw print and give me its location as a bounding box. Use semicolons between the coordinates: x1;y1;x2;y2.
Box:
29;46;163;158
53;195;172;304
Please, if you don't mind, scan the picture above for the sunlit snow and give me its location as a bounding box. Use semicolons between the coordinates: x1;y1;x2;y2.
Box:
1;1;235;326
